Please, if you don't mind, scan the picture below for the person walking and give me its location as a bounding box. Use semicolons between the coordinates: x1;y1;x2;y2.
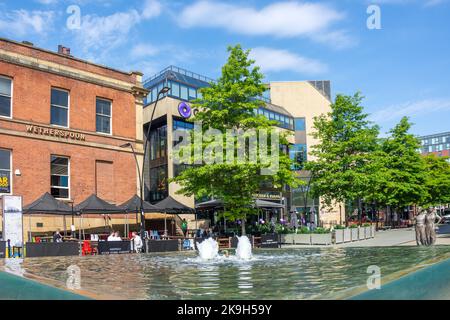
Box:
181;219;188;237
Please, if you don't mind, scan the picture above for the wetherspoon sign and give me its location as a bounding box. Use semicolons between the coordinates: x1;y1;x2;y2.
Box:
26;125;86;141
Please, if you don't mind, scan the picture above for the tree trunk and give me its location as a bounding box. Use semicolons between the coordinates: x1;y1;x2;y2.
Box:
241;218;246;236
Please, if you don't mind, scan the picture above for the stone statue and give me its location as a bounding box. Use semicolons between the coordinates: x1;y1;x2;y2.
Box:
415;210;427;246
425;208;442;246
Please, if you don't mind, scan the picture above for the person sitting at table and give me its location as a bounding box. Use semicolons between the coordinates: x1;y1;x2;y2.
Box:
113;231;122;241
53;229;63;243
131;231;143;253
107;230;115;241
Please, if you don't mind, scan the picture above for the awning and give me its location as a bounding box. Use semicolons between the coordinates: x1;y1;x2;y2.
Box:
119;194;159;213
74;194;123;214
255;199;284;209
23;192;73;215
154;196;195;214
195;198;284;209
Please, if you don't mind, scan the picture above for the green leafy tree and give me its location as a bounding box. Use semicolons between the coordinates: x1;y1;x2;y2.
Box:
376;117;427;214
305;93;380;223
171;45;299;235
421;154;450;207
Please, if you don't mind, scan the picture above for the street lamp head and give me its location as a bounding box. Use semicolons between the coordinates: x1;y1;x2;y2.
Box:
120;143;132;148
159;86;171;95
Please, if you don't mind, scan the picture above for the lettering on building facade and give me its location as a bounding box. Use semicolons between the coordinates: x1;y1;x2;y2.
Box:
26;125;86;141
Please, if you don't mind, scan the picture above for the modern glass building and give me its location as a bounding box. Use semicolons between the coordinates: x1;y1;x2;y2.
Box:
142;66;296;205
419;132;450;161
142;66;337;227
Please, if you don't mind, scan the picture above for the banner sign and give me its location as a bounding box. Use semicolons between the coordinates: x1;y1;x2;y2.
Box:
0;171;10;194
97;241;131;255
0;241;6;258
2;196;23;248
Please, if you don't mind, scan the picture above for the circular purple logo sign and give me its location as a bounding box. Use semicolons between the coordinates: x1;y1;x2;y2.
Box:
178;102;192;118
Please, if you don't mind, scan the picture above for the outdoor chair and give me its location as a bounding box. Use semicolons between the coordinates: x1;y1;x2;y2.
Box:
81;240;93;256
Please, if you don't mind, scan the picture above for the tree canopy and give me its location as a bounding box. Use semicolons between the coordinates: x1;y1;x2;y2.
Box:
171;45;299;235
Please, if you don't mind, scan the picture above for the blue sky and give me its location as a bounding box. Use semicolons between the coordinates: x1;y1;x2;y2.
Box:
0;0;449;136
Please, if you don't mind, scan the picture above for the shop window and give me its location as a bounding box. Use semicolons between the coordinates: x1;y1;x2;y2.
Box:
0;149;11;194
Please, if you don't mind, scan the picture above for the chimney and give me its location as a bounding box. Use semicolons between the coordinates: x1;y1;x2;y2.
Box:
58;45;71;56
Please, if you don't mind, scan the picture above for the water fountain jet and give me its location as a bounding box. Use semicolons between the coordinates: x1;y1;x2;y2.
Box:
236;236;252;260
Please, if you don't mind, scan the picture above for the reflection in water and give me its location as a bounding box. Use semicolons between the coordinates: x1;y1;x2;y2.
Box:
1;247;450;300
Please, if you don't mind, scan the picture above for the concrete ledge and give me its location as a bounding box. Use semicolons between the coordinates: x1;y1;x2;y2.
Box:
0;271;90;300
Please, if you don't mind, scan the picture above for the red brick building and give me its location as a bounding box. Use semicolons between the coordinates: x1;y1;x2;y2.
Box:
0;38;147;217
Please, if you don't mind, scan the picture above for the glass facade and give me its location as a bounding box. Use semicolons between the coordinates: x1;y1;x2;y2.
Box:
255;107;294;130
420;133;450;154
144;66;295;131
173;119;194;176
149;165;168;203
0;149;11;194
290;144;307;170
150;125;167;160
50;155;69;199
51;88;69;127
295;118;306;131
0;77;12;118
96;98;112;134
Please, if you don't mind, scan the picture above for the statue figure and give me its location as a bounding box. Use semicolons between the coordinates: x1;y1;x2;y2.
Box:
425;208;442;246
414;210;427;246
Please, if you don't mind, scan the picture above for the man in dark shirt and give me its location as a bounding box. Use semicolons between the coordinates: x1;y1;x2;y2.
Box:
53;229;63;243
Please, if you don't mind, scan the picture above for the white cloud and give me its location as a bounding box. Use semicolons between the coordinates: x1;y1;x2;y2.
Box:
35;0;58;4
369;0;447;7
0;10;54;37
130;43;160;58
72;0;161;54
142;0;162;19
249;47;328;75
370;98;450;123
179;1;352;48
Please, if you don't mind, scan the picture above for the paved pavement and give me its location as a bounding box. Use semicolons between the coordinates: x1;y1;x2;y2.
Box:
282;224;450;248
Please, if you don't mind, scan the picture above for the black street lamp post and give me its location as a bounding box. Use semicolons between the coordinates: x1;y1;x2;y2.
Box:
121;86;170;249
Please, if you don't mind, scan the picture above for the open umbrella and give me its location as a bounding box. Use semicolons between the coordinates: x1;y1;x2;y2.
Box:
74;194;123;240
23;192;74;241
155;196;195;236
119;195;159;236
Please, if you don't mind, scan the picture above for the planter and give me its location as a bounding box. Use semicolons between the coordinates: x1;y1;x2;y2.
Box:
343;229;351;242
280;234;295;244
294;234;311;245
351;228;359;241
365;226;372;238
372;225;376;238
334;229;344;244
358;227;366;240
311;233;332;245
